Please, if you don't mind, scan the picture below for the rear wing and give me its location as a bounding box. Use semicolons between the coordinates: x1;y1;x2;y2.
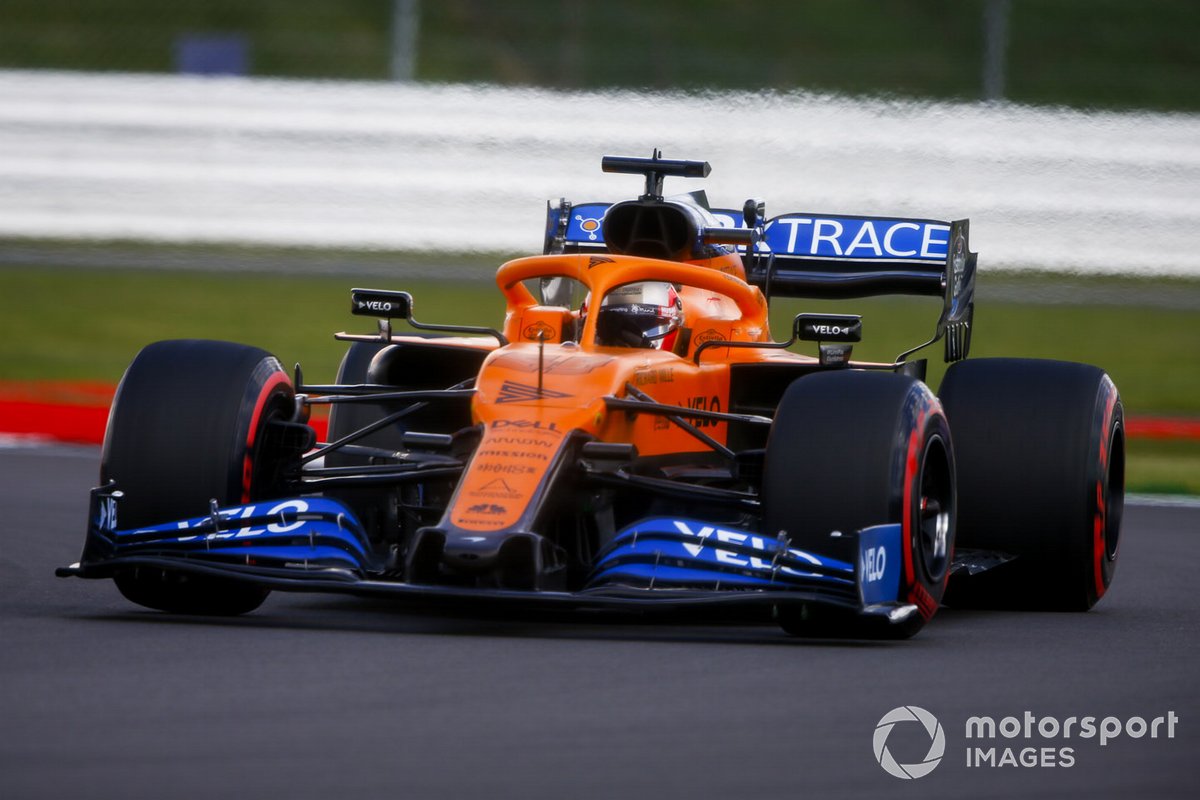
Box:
545;201;976;361
746;213;957;297
744;212;977;362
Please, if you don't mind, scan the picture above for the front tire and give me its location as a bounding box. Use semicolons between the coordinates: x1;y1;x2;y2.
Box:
762;371;956;638
101;340;298;615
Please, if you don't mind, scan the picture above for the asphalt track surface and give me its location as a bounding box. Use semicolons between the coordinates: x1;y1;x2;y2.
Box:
2;445;1197;799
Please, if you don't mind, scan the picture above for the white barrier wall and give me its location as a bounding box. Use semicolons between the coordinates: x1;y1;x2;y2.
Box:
0;70;1197;275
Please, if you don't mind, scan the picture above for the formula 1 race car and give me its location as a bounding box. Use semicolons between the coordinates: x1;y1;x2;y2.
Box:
59;152;1125;638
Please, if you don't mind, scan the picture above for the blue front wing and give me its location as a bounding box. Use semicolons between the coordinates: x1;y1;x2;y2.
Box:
62;485;914;623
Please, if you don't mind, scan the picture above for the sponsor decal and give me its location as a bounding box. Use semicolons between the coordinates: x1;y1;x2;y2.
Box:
765;216;950;261
693;329;724;346
633;367;674;386
490;434;556;449
819;344;853;366
490;419;563;436
797;315;862;342
471;478;522;499
858;523;902;605
682;395;722;428
952;232;967;285
874;706;946;779
476;448;549;462
587;255;615;268
465;503;507;516
671;520;823;575
173;499;311;542
496;380;573;404
96;494;119;533
862;545;887;583
454;515;507;529
350;289;411;317
477;463;537;475
522;321;556;341
575;215;603;241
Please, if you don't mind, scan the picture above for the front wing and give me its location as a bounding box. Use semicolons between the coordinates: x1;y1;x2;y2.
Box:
59;484;922;632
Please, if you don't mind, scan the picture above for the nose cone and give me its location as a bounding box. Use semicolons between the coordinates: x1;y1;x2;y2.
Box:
441;530;507;572
407;527;563;591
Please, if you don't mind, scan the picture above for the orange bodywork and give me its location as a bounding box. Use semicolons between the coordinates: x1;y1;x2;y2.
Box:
431;252;813;533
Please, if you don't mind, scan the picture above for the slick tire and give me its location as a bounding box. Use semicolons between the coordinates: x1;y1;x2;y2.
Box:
101;339;297;615
763;371;955;639
939;358;1124;611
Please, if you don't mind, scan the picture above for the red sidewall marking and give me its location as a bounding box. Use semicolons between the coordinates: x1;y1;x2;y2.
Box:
902;402;932;618
1092;385;1118;600
240;371;292;503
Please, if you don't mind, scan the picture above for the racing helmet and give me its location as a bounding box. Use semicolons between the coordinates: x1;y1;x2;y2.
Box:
592;281;683;350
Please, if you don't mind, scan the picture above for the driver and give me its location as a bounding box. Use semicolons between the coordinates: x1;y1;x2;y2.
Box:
590;281;683;350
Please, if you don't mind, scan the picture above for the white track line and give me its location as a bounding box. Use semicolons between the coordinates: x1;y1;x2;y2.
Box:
1126;494;1200;509
1;70;1198;275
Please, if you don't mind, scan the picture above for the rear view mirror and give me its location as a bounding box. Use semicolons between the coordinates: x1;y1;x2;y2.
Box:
351;289;412;320
793;313;862;343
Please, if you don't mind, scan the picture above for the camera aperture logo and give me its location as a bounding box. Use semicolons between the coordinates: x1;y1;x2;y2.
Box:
872;707;1180;777
873;706;946;779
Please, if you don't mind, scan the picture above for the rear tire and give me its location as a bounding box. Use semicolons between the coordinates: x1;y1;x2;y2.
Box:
325;339;484;465
101;339;297;615
762;371;956;638
939;358;1124;611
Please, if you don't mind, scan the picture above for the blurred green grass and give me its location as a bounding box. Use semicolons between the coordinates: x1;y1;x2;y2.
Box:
1;262;1196;493
1128;440;1200;496
0;266;500;385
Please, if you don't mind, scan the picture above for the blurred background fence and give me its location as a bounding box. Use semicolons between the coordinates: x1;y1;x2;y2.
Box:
1;0;1197;111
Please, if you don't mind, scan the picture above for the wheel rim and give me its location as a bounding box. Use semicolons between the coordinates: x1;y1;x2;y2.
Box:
917;435;953;583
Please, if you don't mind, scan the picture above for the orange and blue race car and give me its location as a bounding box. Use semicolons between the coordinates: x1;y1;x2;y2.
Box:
59;152;1126;638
